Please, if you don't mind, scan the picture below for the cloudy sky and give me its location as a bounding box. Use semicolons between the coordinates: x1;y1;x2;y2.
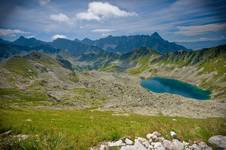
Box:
0;0;226;42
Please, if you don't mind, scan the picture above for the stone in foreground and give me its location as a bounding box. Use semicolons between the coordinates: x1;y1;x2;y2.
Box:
208;135;226;149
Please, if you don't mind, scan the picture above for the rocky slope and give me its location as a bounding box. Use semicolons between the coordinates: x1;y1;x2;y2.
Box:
102;45;226;100
78;71;226;118
1;53;225;118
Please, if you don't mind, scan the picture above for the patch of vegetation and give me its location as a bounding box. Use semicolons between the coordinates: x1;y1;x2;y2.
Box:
0;88;50;107
4;57;37;77
200;55;226;78
0;109;225;149
99;64;118;72
69;72;79;82
127;55;150;75
26;52;59;67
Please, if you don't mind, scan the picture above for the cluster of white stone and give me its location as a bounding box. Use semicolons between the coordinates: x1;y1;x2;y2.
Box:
91;131;226;150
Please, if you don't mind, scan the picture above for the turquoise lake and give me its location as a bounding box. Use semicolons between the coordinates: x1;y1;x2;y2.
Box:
140;77;211;100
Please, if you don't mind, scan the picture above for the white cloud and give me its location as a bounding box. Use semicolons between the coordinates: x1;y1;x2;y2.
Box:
39;0;51;5
76;2;137;21
50;13;71;24
176;23;226;36
0;28;30;37
92;29;115;33
52;34;68;40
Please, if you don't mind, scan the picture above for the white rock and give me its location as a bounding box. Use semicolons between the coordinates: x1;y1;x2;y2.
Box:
153;142;165;150
163;140;173;150
100;144;106;150
148;145;154;149
108;139;125;147
136;137;150;148
146;133;152;139
198;141;212;150
182;141;189;147
170;131;177;138
151;142;155;146
148;138;153;143
208;135;226;149
189;144;200;150
121;140;147;150
142;140;150;148
137;137;148;143
171;139;184;150
158;137;165;142
153;131;161;137
125;138;133;145
151;134;158;141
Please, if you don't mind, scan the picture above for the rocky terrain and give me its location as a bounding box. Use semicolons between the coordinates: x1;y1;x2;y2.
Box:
91;131;226;150
0;52;226;118
102;45;226;101
0;41;225;149
78;71;226;118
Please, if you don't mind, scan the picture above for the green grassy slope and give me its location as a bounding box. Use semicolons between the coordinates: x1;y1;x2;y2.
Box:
0;108;225;149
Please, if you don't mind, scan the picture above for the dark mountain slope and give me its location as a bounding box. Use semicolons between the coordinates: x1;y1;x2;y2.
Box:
50;38;103;56
91;32;188;54
13;36;47;47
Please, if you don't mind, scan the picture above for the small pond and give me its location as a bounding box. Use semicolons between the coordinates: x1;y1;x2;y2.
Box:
140;77;211;100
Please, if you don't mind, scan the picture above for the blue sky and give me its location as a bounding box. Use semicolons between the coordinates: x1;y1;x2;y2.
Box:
0;0;226;42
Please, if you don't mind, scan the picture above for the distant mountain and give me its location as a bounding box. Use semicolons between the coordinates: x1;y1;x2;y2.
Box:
85;32;189;53
50;38;103;56
0;37;59;59
81;38;94;45
11;36;104;57
0;38;10;44
14;36;47;47
8;33;189;57
177;39;226;50
0;42;31;59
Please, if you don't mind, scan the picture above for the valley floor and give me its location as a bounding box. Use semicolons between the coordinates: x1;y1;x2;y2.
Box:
77;71;226;118
1;70;226;149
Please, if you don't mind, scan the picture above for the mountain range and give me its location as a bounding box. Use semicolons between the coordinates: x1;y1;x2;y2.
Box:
81;32;188;53
0;32;189;59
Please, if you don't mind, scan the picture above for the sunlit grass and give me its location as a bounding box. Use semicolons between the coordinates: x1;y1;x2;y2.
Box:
0;108;225;149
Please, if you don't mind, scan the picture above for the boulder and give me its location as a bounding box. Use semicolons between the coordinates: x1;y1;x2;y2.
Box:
170;131;177;138
100;144;106;150
171;139;184;150
153;142;165;150
124;138;133;145
153;131;161;137
163;139;173;150
198;141;212;150
189;144;200;150
121;139;147;150
146;133;152;139
208;135;226;149
136;137;150;148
